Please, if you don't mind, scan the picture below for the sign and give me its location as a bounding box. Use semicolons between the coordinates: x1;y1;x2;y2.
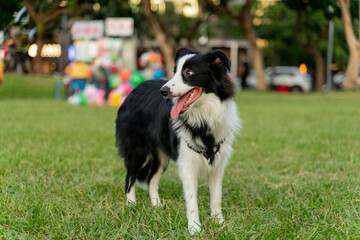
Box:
74;40;99;62
105;18;134;37
71;20;104;40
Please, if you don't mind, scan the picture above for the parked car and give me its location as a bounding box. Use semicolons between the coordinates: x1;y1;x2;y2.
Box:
247;66;312;92
333;71;360;89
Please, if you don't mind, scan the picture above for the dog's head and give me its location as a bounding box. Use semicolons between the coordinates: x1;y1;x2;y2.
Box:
160;48;235;119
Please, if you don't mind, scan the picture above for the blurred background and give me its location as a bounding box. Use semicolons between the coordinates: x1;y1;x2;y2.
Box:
0;0;359;105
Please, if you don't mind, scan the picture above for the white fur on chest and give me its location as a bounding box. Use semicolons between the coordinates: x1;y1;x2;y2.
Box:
172;93;241;173
173;93;241;145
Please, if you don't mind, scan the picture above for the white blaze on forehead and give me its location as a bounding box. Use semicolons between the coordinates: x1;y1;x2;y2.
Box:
175;54;195;74
164;54;196;96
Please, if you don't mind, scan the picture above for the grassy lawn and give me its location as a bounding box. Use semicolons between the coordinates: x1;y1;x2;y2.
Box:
1;73;360;239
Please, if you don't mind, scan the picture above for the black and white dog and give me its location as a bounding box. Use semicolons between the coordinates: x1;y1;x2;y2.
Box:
116;48;240;234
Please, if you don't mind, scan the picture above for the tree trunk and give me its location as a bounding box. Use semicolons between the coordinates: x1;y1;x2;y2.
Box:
239;9;266;90
202;0;266;90
338;0;359;89
312;48;325;92
33;32;44;74
142;0;174;79
294;11;326;92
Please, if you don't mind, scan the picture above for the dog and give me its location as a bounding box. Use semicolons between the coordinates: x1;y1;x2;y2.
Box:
115;48;241;235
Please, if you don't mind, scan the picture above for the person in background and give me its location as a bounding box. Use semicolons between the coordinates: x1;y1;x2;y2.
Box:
238;61;249;89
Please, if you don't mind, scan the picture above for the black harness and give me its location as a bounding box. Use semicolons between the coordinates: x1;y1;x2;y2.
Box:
185;138;226;164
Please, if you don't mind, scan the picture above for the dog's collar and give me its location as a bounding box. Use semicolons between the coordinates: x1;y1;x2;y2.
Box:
185;138;225;164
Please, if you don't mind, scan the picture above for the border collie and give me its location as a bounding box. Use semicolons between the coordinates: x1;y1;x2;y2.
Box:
116;48;240;235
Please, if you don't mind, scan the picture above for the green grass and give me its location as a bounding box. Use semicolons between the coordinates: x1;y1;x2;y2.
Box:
0;74;60;100
1;73;360;239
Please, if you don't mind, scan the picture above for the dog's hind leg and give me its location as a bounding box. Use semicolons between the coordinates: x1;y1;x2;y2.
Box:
125;173;136;205
149;148;169;206
124;152;148;205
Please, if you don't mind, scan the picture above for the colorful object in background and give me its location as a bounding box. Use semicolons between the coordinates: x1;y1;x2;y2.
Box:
108;88;123;107
139;51;163;69
68;45;76;61
276;85;289;93
107;82;133;107
83;84;105;106
119;68;131;82
64;49;165;107
142;68;153;80
299;63;307;74
110;62;118;73
138;50;165;80
80;91;88;105
67;92;81;105
109;74;121;89
122;82;133;95
0;48;3;84
0;60;3;84
148;51;159;64
68;84;106;106
65;62;92;80
153;69;165;79
116;82;133;96
130;72;145;87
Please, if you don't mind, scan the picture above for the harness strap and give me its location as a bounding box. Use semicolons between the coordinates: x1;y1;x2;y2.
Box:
185;138;226;164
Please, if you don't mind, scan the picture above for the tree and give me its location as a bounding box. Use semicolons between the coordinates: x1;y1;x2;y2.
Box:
280;0;337;92
0;0;22;29
203;0;266;90
22;0;67;74
256;3;307;67
338;0;359;89
293;8;327;92
140;0;204;78
141;0;175;77
257;1;351;91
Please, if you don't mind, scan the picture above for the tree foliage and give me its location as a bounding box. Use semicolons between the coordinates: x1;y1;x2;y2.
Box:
256;0;354;91
0;0;22;29
203;0;266;90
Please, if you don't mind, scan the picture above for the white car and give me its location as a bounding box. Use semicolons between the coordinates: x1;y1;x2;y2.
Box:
247;66;312;92
333;71;360;89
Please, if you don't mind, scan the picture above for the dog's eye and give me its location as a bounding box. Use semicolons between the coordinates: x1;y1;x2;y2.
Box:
184;68;194;77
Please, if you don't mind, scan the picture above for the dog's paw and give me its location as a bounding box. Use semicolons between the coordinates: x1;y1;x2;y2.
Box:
126;199;136;206
212;212;224;224
151;198;162;207
188;222;201;236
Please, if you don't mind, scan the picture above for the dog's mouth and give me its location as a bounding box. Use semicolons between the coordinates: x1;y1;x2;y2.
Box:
171;87;203;119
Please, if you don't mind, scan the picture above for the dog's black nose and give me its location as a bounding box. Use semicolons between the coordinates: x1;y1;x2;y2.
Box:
160;85;170;97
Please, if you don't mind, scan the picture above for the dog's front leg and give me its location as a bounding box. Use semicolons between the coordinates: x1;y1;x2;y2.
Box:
178;159;201;235
208;164;225;223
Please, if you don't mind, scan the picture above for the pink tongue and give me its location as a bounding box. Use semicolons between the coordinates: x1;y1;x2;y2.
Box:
171;87;203;119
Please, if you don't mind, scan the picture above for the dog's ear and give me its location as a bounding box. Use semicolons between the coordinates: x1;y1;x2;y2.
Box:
208;50;235;97
208;50;231;72
175;48;197;63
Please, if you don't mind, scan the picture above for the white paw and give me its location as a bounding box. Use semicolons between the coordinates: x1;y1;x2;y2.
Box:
188;222;202;236
126;199;136;206
151;198;162;207
218;215;224;224
212;212;224;224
